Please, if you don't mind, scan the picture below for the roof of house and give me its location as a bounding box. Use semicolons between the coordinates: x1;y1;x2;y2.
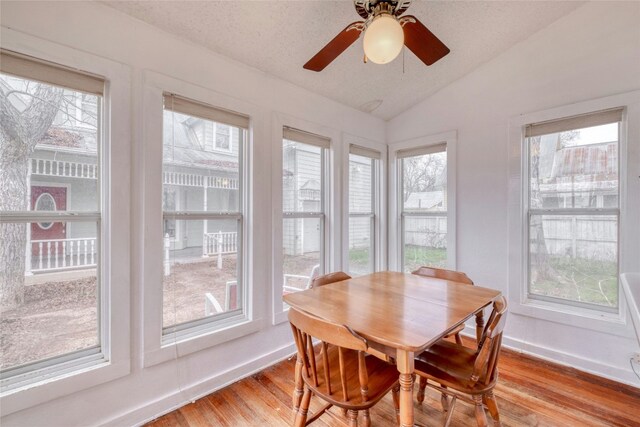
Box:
404;191;444;210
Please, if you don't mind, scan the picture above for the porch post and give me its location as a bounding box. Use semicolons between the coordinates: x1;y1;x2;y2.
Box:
164;233;171;276
217;230;223;269
25;159;32;276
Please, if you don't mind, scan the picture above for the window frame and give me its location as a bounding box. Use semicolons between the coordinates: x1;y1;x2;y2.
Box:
343;136;387;276
142;72;265;367
0;30;131;415
507;91;640;335
161;94;246;337
388;131;457;273
271;113;339;325
524;115;621;312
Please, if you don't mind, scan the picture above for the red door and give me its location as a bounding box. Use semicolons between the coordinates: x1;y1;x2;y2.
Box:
31;186;67;255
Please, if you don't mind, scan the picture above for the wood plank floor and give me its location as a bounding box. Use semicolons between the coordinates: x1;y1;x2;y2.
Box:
147;342;640;427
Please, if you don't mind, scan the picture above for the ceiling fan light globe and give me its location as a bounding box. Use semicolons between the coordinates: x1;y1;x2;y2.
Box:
363;14;404;65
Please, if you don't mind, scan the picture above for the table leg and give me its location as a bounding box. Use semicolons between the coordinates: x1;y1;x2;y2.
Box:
396;349;415;427
475;310;485;344
292;353;304;412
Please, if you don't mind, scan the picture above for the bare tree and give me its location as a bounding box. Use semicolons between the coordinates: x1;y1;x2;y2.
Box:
402;153;446;203
0;81;63;308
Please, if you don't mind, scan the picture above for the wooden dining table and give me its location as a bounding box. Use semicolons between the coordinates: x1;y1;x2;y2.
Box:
283;271;502;427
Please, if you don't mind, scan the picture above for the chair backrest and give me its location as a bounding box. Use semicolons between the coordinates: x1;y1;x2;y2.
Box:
471;296;508;385
288;308;369;403
310;271;352;289
412;266;474;285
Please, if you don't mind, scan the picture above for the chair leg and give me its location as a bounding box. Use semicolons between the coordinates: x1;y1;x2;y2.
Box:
441;385;449;413
361;409;371;427
293;355;304;412
483;391;501;426
443;396;457;427
347;409;358;427
294;387;312;427
416;376;427;403
472;394;488;427
454;333;463;346
392;384;400;424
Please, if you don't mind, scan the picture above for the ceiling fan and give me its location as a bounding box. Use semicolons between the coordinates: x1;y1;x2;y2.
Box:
304;0;450;71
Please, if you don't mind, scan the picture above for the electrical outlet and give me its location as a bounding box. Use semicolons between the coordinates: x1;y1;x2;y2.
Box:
632;353;640;364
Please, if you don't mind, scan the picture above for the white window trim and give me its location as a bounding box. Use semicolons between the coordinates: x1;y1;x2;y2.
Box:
507;91;640;336
388;131;457;272
0;29;131;415
271;112;341;325
342;134;387;275
141;71;266;367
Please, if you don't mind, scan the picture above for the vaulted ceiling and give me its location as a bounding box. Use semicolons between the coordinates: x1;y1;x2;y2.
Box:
104;1;583;120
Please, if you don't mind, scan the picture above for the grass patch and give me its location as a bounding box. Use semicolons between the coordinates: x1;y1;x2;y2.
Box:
403;245;447;272
530;256;618;307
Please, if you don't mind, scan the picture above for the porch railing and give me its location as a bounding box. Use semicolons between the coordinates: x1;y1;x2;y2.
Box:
28;237;97;273
203;231;238;269
31;158;98;179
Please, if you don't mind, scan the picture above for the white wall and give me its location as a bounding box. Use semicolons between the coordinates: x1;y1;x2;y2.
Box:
0;1;384;426
388;2;640;386
2;1;640;425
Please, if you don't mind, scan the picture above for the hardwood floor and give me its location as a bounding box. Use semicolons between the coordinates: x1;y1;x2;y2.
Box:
147;342;640;427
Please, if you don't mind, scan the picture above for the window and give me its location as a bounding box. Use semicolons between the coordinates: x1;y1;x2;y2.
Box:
347;145;380;276
0;50;105;387
398;145;448;272
162;93;248;336
214;123;231;151
282;127;329;294
526;108;622;310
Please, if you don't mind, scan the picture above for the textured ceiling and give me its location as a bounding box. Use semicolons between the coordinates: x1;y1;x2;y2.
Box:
103;1;583;120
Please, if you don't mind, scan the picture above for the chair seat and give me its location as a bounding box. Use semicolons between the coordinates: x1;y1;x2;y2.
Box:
415;339;496;394
303;346;398;410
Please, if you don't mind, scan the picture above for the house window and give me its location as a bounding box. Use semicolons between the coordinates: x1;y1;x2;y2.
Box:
0;50;104;385
282;127;329;293
398;144;448;272
348;145;380;276
162;93;248;335
214;123;231;151
526;108;622;310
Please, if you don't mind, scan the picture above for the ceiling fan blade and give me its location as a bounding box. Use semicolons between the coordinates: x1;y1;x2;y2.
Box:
303;22;364;72
402;15;450;66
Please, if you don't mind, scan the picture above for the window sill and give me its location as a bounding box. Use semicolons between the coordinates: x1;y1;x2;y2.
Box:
0;357;130;416
509;295;631;337
273;308;289;325
144;316;266;368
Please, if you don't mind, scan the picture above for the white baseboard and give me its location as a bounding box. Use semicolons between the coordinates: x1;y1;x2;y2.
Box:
462;326;640;389
100;342;297;427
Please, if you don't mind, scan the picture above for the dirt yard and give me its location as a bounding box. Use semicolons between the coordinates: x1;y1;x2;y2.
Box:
163;255;239;327
0;277;98;370
1;253;320;371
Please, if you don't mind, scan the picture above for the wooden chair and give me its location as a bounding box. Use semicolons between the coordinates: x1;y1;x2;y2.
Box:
411;266;475;346
292;271;352;411
289;308;400;427
414;296;508;427
309;271;351;288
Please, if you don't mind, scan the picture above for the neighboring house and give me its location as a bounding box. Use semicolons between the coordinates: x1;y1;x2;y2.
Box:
162;111;240;254
282;141;321;256
24;87;100;274
24;90;243;273
534;134;618;261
